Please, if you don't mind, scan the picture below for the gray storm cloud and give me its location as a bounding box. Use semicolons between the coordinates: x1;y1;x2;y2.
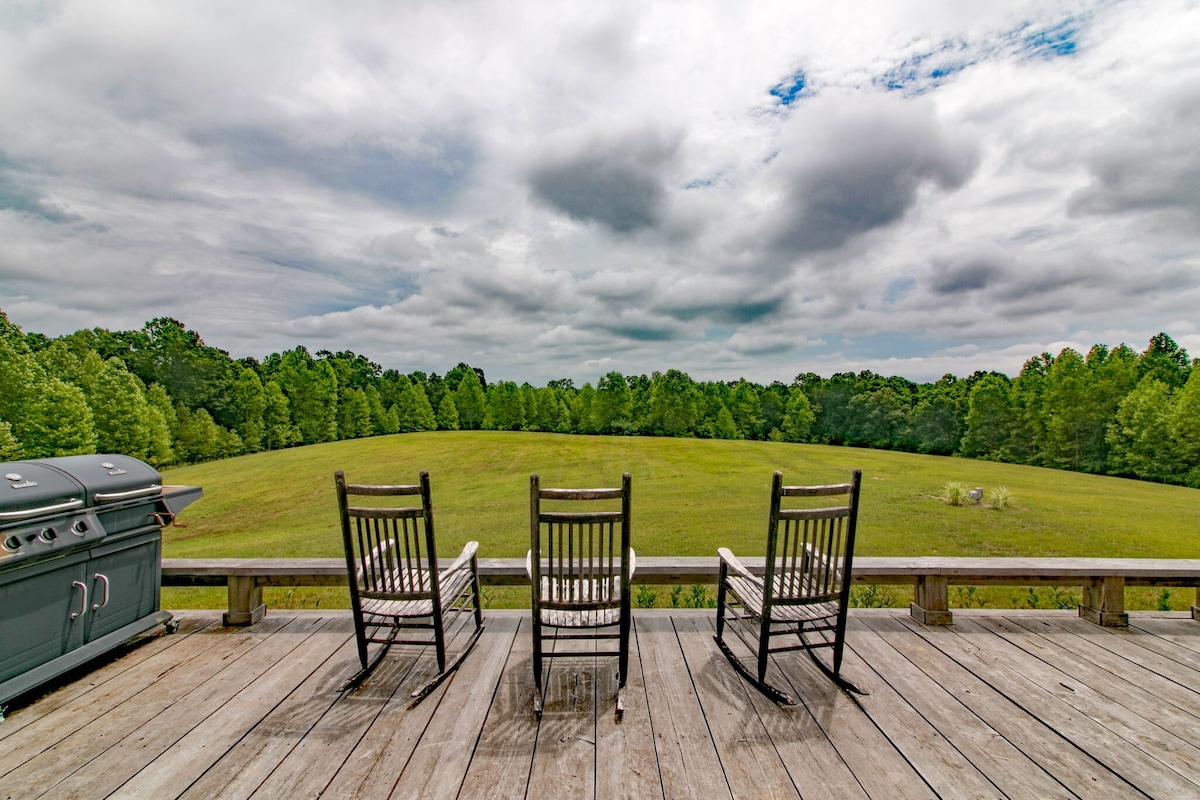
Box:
769;93;980;255
527;132;681;234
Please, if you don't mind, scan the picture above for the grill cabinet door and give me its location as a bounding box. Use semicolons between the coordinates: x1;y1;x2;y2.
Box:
0;553;88;683
85;527;161;641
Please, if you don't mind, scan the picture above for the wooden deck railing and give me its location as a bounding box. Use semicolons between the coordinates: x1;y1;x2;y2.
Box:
161;556;1200;628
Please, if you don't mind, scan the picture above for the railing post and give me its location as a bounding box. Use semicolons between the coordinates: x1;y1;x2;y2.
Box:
1193;588;1199;622
911;575;952;625
225;577;265;626
1079;576;1128;627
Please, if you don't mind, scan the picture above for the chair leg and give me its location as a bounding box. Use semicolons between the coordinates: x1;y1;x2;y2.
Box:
470;559;484;629
715;565;728;643
531;615;544;715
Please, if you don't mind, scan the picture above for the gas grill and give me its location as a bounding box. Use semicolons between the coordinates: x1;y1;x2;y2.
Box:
0;454;201;705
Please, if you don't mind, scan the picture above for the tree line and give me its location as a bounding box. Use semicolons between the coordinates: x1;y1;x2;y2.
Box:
1;310;1197;487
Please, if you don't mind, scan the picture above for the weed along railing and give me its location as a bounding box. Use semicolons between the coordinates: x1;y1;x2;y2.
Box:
160;556;1200;628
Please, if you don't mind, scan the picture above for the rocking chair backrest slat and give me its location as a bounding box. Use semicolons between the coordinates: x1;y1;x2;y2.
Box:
336;470;440;601
764;471;861;609
531;474;631;610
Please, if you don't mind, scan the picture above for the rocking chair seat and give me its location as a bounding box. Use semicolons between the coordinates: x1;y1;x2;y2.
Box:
361;542;479;620
723;575;839;625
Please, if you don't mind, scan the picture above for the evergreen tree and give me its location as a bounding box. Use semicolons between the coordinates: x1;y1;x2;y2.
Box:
436;394;460;431
365;385;399;435
1107;378;1177;482
339;387;373;439
759;385;786;439
1009;353;1053;464
453;368;487;430
591;372;632;433
262;379;298;449
713;405;741;439
485;381;525;431
780;390;815;442
271;348;338;444
726;380;762;440
960;375;1015;459
410;383;437;432
232;368;267;452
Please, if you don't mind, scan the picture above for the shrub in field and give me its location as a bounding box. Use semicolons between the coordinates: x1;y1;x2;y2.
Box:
941;481;971;506
988;486;1013;510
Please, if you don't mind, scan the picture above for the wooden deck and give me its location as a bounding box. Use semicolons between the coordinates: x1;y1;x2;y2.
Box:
2;608;1199;799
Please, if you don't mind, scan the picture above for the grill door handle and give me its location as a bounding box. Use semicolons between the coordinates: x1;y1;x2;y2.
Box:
0;498;84;520
70;580;88;619
93;573;110;611
94;485;162;503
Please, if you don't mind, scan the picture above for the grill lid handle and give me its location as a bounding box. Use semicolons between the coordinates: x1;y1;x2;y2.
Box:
0;497;85;520
93;485;163;503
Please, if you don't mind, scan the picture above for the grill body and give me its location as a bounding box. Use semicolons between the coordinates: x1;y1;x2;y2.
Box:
0;455;201;705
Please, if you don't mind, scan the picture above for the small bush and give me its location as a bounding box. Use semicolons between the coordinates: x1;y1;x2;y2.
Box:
988;486;1013;510
851;584;900;608
635;584;659;608
668;585;683;608
941;481;971;506
685;584;716;608
1157;588;1173;611
953;586;987;609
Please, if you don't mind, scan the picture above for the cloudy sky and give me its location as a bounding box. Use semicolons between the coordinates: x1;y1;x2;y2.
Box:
2;1;1198;385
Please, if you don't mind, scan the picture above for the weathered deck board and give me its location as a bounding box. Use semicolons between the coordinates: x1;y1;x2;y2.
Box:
1;608;1198;799
860;614;1137;798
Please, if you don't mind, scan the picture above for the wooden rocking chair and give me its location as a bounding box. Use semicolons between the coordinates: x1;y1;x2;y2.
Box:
335;470;483;702
715;469;864;704
527;472;634;716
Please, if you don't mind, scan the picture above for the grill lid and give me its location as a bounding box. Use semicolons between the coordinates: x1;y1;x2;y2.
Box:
39;454;163;505
0;462;87;521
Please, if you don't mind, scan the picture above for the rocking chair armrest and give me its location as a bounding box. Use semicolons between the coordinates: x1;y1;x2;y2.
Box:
440;540;480;579
718;547;760;585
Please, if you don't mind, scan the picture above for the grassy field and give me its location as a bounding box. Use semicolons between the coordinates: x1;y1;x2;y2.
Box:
160;431;1200;611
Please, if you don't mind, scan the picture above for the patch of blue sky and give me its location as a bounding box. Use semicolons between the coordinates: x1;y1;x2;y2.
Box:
874;41;972;96
883;278;916;304
1015;18;1078;59
768;70;808;106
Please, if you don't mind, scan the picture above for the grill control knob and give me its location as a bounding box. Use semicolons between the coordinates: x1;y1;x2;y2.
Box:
73;520;89;535
2;535;20;552
38;527;58;543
